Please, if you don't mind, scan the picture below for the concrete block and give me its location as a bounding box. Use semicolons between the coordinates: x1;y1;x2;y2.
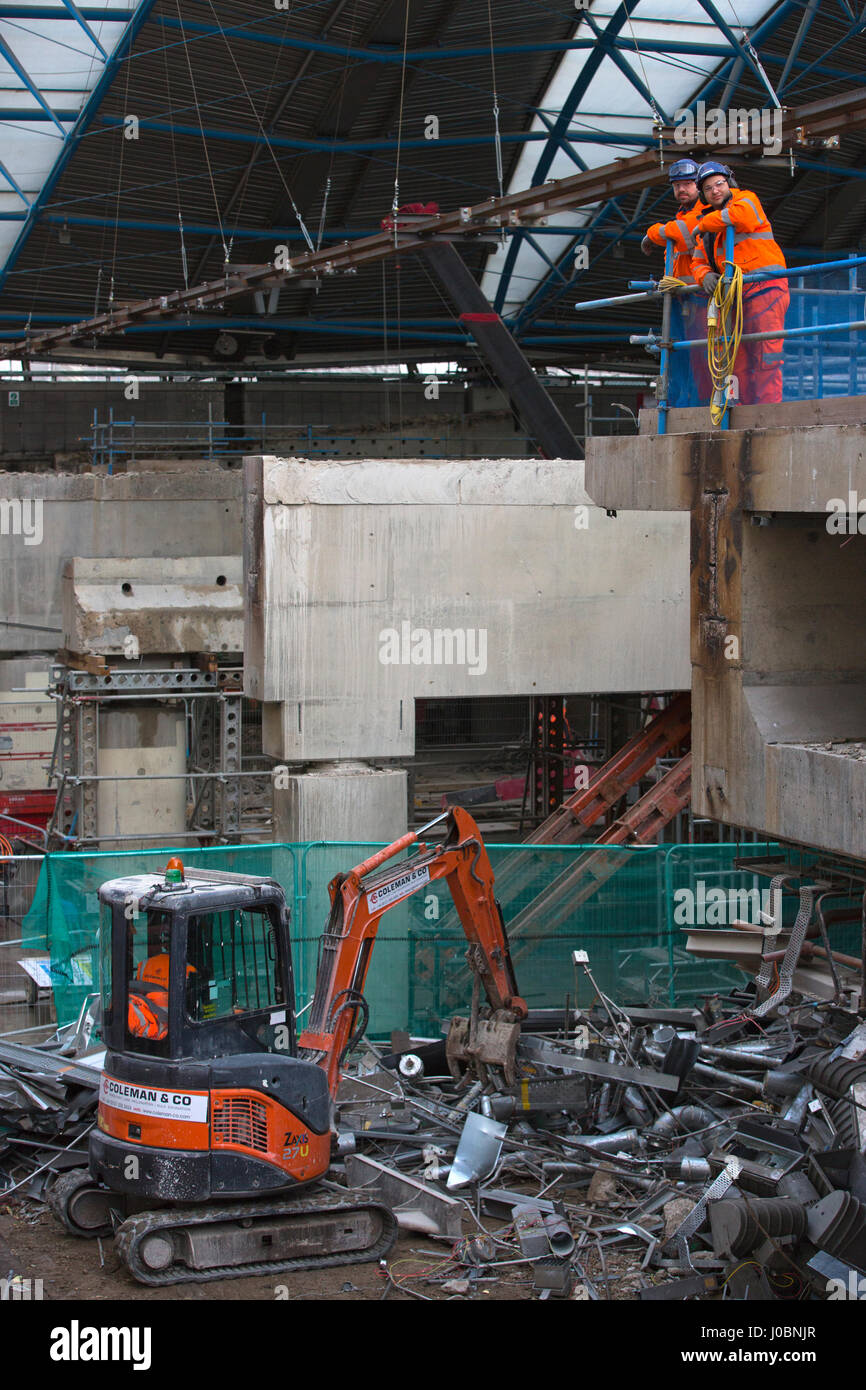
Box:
62;555;243;657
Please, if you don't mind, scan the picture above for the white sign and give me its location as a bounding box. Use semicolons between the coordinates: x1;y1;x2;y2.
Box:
100;1072;209;1123
366;864;430;912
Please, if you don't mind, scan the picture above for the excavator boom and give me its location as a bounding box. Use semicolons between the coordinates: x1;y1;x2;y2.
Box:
298;806;527;1092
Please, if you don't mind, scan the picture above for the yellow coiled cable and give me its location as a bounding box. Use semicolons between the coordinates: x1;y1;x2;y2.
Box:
707;262;743;425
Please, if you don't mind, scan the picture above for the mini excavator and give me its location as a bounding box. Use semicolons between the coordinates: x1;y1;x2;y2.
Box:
50;807;527;1284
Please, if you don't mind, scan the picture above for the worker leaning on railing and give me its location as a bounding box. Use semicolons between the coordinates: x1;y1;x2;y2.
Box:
690;161;790;406
641;157;711;404
641;157;706;283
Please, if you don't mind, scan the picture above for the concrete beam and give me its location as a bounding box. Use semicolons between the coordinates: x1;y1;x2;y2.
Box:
245;455;690;762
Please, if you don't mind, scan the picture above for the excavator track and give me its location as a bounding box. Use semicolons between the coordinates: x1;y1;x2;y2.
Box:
115;1190;398;1286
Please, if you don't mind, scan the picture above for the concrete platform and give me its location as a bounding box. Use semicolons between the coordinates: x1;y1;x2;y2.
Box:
586;416;866;860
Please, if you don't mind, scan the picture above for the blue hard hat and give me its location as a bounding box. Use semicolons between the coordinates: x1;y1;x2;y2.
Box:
669;158;699;183
697;160;732;190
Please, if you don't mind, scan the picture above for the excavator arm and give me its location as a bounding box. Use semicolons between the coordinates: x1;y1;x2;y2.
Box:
297;806;527;1093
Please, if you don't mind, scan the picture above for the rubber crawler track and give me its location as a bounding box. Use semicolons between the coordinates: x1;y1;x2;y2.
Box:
115;1192;399;1286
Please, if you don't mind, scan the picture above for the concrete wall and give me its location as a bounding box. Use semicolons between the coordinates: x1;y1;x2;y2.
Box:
0;659;54;793
274;763;407;842
0;469;242;656
246;455;690;762
0;380;643;464
0;383;221;461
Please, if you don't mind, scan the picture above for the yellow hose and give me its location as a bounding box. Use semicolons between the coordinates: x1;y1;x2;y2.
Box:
707;263;743;425
657;274;688;293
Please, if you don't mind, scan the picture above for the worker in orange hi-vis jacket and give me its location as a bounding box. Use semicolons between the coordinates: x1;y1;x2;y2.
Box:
691;162;790;405
641;158;710;405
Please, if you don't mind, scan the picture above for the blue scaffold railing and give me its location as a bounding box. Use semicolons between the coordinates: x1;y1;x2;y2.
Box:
575;230;866;436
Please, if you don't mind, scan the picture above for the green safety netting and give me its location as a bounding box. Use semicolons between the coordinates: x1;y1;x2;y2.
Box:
23;839;802;1038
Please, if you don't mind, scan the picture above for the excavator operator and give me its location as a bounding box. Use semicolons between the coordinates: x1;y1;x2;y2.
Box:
128;952;170;1040
127;916;197;1041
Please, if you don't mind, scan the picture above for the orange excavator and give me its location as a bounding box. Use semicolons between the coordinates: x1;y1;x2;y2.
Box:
50;808;526;1285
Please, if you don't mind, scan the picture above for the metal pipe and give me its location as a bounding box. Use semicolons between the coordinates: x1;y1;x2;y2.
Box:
62;770;272;783
669;318;866;352
650;1104;715;1137
414;810;451;837
644;1043;763;1094
657;239;674;437
569;1127;641;1153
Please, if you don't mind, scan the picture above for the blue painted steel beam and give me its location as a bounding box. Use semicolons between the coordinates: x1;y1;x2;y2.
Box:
778;0;820;95
95;116;663;153
0;7;850;81
795;160;866;181
151;12;860;85
0;158;31;205
514;201;627;331
690;1;797;106
0;5;126;15
0;0;158;293
1;322;634;345
514;187;668;332
57;0;108;57
0;108;85;120
533;111;588;175
0;311;627;332
782;8;866;95
695;0;780;105
0;32;68;134
152;16;737;63
520;231;572;288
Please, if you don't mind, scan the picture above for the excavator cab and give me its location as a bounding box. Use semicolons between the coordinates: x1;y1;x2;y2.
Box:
91;861;334;1213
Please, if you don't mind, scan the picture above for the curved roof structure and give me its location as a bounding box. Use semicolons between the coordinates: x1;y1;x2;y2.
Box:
0;0;864;368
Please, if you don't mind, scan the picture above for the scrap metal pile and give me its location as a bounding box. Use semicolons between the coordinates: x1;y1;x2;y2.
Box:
329;969;866;1300
3;970;866;1301
0;1015;102;1202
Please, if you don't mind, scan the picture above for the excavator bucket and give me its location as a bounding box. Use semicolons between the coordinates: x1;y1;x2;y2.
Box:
446;1014;522;1086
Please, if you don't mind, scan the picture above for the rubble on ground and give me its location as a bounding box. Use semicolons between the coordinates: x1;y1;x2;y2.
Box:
3;982;866;1300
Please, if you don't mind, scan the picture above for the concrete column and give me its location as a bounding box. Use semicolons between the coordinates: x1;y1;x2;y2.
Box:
274;760;407;842
97;705;186;851
275;761;409;1036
